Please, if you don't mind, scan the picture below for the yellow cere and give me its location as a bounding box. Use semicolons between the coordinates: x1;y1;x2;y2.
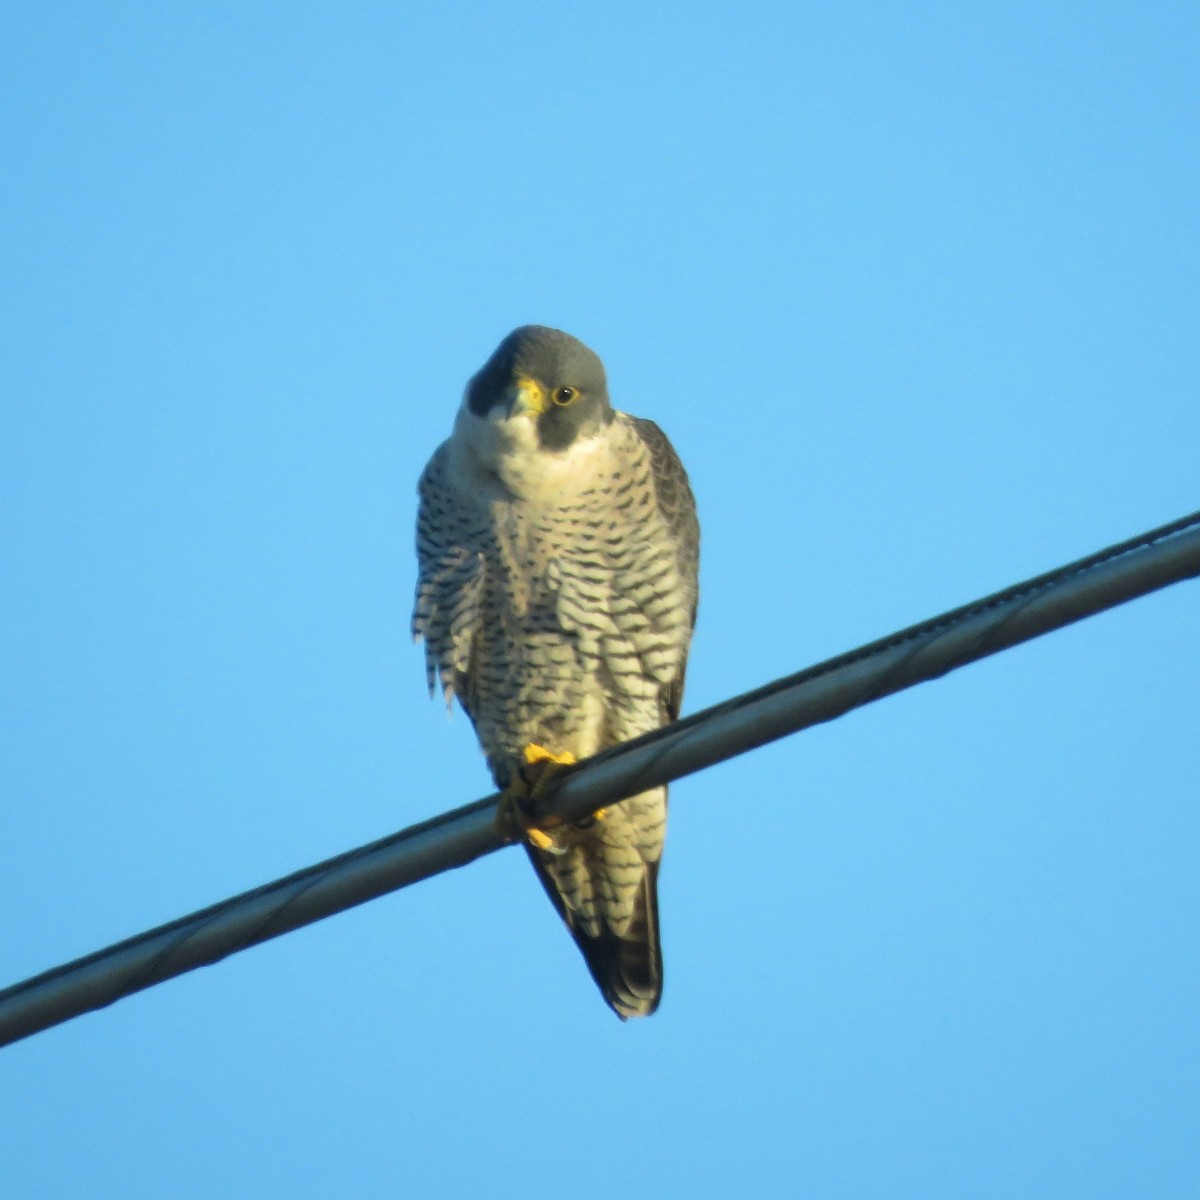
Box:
511;376;548;416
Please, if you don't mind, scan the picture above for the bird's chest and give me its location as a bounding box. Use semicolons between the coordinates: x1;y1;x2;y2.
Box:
483;502;598;623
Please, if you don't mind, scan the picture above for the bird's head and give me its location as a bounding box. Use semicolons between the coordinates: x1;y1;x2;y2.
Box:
463;325;613;454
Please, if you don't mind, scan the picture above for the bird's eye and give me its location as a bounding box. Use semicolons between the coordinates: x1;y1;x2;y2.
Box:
553;386;576;406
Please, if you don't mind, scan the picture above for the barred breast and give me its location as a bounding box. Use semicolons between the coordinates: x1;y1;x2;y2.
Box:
415;414;692;787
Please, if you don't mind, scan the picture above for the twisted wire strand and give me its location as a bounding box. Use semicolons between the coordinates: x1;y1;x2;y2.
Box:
2;509;1198;1048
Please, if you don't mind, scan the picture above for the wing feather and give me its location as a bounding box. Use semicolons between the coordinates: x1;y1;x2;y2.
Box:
629;417;700;721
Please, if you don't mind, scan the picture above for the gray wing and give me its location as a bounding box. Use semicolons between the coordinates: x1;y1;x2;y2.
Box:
630;417;700;721
411;443;486;716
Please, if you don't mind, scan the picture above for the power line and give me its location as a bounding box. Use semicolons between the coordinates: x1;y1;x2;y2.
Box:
2;510;1198;1048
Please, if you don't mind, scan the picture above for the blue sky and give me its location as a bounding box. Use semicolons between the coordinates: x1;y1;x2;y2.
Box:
2;2;1197;1196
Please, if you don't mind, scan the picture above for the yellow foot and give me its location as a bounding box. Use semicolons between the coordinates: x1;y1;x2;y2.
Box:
522;744;577;771
493;744;578;853
526;826;557;852
523;746;610;827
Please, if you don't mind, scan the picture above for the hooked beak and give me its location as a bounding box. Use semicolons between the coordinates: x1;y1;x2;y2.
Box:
503;377;548;418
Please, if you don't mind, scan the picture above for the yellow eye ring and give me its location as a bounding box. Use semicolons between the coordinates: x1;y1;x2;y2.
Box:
553;386;576;406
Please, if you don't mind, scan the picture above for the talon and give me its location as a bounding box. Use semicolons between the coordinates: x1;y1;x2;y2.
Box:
526;826;557;851
494;744;578;856
495;789;558;849
518;743;577;799
574;805;609;830
500;793;565;855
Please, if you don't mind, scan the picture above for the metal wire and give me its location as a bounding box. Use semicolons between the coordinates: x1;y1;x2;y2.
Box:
2;510;1198;1048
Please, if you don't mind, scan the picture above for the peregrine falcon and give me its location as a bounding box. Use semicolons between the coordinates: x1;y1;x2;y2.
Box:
413;326;699;1018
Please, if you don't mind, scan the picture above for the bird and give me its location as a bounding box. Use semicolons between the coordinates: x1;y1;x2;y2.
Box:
412;325;699;1018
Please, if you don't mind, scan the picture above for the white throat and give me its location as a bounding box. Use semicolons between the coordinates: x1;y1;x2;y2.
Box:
449;402;610;503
